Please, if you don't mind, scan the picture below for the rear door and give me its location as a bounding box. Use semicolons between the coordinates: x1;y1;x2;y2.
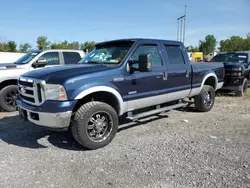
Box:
161;43;192;100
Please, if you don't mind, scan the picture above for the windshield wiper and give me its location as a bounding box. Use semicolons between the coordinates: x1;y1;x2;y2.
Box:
88;61;102;64
79;61;105;65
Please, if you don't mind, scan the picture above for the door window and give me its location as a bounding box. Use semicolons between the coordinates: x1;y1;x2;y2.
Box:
165;45;185;65
129;44;163;71
39;52;60;65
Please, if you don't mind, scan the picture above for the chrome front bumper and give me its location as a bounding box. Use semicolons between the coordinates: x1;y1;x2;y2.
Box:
18;106;72;129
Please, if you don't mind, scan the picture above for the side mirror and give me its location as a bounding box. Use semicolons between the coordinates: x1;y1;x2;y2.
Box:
138;54;152;72
32;58;47;68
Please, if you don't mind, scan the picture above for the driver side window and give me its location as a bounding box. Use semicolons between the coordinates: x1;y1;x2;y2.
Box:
39;52;60;65
129;44;163;71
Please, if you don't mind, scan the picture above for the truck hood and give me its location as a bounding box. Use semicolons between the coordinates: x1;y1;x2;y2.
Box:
223;62;242;69
0;63;27;70
22;64;111;83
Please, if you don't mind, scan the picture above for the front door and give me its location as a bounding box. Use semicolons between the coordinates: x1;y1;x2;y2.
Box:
30;52;61;71
121;42;168;111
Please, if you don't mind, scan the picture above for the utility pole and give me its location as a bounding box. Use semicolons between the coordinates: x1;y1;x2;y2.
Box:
183;5;187;45
177;20;179;41
180;18;183;42
176;5;187;44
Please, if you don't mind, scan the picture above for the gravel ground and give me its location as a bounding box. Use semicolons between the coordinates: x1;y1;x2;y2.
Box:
0;96;250;188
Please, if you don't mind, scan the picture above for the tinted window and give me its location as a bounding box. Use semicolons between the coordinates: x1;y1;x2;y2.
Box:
165;45;185;65
211;53;248;63
129;44;163;69
39;52;59;65
63;52;81;64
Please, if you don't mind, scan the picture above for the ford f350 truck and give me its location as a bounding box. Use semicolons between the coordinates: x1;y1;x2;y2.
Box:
0;49;84;112
16;38;224;150
210;51;250;96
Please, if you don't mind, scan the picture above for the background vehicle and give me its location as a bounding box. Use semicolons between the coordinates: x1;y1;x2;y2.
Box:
17;38;224;150
0;49;85;112
210;51;250;96
205;51;218;61
190;52;203;62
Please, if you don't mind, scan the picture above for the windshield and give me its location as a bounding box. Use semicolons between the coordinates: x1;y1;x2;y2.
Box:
78;41;134;66
211;53;248;63
14;51;41;64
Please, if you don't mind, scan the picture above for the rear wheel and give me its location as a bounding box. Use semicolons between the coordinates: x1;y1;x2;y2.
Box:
71;101;118;150
0;85;18;112
236;78;248;97
194;85;215;112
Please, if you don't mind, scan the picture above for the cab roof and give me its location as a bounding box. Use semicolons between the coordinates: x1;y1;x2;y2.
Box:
96;38;183;46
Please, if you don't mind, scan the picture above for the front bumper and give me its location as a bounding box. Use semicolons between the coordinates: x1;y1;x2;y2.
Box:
221;85;242;91
221;76;244;91
16;99;77;129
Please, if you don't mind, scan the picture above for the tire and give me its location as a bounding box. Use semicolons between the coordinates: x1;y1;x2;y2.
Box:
0;85;18;112
236;78;248;97
71;101;119;150
194;85;215;112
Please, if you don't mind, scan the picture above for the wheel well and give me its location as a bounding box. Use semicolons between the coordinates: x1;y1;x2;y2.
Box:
73;91;120;115
0;80;18;90
204;76;216;89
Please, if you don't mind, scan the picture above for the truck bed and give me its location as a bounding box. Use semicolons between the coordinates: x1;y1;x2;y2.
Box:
191;61;224;88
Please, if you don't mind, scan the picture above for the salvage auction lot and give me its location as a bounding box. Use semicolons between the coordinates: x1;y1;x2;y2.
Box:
0;96;250;188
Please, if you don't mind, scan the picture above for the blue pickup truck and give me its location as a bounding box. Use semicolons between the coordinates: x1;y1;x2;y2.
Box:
16;38;224;150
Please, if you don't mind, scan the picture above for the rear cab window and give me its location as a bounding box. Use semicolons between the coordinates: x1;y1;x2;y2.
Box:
164;45;186;65
63;52;82;64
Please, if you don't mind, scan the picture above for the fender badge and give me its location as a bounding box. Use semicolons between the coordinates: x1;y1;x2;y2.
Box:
113;77;124;82
128;91;137;94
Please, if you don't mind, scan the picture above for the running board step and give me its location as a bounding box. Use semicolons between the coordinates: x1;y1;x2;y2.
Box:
126;102;188;121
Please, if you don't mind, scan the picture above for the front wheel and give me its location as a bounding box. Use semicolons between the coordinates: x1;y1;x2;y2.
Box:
236;78;248;97
0;85;18;112
194;85;215;112
71;101;119;150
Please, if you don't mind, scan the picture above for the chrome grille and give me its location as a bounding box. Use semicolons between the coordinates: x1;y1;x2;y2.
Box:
18;77;45;106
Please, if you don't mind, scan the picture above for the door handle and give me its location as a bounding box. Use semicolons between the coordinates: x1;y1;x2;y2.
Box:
163;72;168;80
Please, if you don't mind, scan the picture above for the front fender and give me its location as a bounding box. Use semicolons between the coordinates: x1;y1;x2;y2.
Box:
0;69;28;83
71;82;126;116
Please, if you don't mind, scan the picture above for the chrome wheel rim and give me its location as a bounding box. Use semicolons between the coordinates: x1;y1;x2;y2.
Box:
5;90;18;108
87;111;113;142
204;91;213;108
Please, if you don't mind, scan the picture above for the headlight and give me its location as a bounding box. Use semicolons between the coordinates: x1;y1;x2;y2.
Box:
231;72;242;76
44;84;68;101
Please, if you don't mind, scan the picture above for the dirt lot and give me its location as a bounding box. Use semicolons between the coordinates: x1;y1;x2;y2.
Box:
0;96;250;188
